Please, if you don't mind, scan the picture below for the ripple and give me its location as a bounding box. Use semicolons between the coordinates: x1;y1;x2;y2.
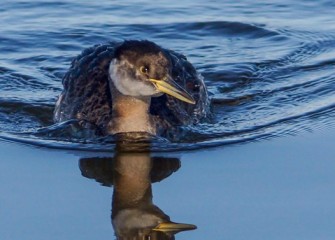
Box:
176;21;281;39
1;1;335;152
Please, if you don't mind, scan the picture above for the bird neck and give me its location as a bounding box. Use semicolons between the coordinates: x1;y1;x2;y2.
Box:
108;86;155;135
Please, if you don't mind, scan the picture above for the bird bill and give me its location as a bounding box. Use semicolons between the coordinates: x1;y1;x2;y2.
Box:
149;78;195;104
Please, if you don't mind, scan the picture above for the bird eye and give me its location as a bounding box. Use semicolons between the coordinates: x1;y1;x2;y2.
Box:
140;66;149;74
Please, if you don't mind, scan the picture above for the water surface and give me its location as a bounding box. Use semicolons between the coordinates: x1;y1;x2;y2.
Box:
1;125;335;239
1;0;335;151
1;1;335;239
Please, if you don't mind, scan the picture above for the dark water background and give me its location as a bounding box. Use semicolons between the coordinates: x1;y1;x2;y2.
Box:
1;0;335;151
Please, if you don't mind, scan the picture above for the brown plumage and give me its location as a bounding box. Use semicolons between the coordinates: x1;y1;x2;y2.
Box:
54;40;209;137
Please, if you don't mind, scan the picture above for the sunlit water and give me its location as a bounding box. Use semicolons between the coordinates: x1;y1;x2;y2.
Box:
1;0;335;151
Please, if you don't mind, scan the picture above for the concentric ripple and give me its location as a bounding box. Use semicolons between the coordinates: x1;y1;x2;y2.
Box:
1;1;335;151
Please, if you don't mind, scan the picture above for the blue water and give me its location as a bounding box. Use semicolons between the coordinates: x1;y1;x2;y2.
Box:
1;124;335;240
1;0;335;151
1;1;335;239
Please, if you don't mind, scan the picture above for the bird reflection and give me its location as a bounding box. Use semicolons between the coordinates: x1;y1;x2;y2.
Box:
79;142;196;239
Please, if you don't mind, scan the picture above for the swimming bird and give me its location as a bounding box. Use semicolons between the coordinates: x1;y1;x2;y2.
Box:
54;40;209;136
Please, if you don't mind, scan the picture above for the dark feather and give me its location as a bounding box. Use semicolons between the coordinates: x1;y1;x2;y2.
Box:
54;41;209;135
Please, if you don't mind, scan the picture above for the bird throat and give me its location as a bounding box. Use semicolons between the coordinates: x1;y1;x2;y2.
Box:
108;85;155;135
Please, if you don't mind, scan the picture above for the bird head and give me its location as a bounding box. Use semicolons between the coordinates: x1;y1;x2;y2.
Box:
109;40;195;104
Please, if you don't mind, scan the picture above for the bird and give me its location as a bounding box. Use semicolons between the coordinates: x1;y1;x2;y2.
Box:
54;40;209;137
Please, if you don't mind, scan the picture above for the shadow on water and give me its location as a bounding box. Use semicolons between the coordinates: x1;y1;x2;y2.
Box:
79;139;196;239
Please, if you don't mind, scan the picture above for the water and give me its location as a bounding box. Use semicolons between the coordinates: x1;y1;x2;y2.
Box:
1;0;335;151
1;1;335;239
2;124;335;240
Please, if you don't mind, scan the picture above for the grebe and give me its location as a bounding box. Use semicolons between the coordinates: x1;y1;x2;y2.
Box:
54;40;209;136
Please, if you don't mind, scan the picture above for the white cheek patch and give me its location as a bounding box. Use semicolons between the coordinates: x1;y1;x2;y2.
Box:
109;59;157;97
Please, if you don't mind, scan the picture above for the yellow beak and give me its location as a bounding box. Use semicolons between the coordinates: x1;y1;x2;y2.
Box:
149;78;195;104
152;221;197;233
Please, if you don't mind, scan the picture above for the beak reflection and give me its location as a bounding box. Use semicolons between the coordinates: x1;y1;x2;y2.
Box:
153;221;197;233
